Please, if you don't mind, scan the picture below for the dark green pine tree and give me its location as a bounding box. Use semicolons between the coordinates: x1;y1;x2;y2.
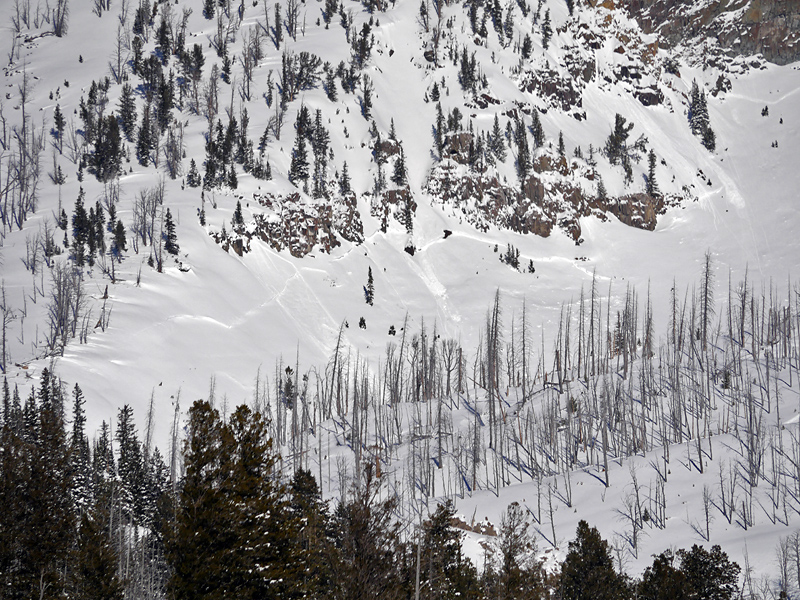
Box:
646;149;659;196
339;161;351;195
118;83;137;141
187;158;201;187
167;402;300;600
605;113;633;165
521;33;533;59
702;126;716;152
365;266;374;305
136;106;153;166
493;502;543;600
164;208;179;255
434;101;445;158
72;511;124;600
70;384;92;515
418;500;479;599
53;104;66;152
289;469;335;597
331;467;405;600
116;404;144;524
558;130;566;157
491;113;507;162
638;551;689;600
559;520;630;600
542;9;552;50
232;200;245;230
677;545;740;600
515;116;530;185
289;131;310;187
530;108;545;148
112;220;127;261
392;147;407;187
72;187;89;267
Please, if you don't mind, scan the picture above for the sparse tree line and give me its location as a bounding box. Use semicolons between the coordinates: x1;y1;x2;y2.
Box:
0;370;752;600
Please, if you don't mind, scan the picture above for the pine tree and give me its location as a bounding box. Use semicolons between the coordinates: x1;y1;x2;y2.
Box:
521;33;533;59
116;404;144;523
53;104;66;152
596;175;607;200
560;521;630;600
339;161;351;195
73;511;124;600
605;113;633;165
112;220;127;260
702;126;716;152
494;502;543;600
558;130;566;157
186;158;201;187
290;469;334;597
677;545;740;600
70;384;92;514
418;500;479;598
136;106;153;166
164;208;179;255
364;266;374;305
289;132;310;187
232;200;245;230
392;147;407;186
434;101;445;158
541;9;552;50
491;113;507;162
530;109;545;148
646;149;659;196
515;116;530;185
167;401;299;600
118;83;137;141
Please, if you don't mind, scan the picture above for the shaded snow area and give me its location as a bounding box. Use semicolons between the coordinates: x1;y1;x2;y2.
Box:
0;0;799;590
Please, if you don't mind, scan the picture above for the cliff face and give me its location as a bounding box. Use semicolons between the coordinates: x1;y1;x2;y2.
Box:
621;0;800;64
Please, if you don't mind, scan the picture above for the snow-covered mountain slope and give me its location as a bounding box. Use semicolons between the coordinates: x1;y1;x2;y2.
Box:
0;0;799;586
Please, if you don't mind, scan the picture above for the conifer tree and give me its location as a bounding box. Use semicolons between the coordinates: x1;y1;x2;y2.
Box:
364;266;374;305
186;158;201;187
541;9;552;49
560;520;629;600
392;147;407;187
339;161;351;195
530;109;545;148
491;113;507;162
118;83;137;141
515;116;530;185
290;131;310;187
646;149;659;196
73;511;124;600
136;106;153;166
558;130;566;157
164;208;179;255
70;384;92;514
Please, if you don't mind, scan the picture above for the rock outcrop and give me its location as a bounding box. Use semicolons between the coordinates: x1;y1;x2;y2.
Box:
621;0;800;65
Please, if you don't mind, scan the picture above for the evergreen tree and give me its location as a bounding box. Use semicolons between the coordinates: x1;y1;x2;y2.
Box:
232;200;245;230
541;9;552;50
434;101;445;158
677;545;740;600
164;208;179;255
560;521;630;600
392;147;407;187
418;500;479;599
515;116;530;185
646;149;659;196
112;220;127;261
289;131;310;187
289;469;335;597
72;511;124;600
116;404;144;523
491;113;507;162
702;126;716;152
331;467;405;600
186;158;201;187
605;113;633;165
339;161;351;195
521;33;533;59
364;266;374;305
118;83;137;141
558;130;566;157
53;104;66;152
530;108;545;148
136;105;154;166
493;502;543;600
72;187;89;266
596;174;607;200
70;384;92;514
167;401;299;600
638;551;688;600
